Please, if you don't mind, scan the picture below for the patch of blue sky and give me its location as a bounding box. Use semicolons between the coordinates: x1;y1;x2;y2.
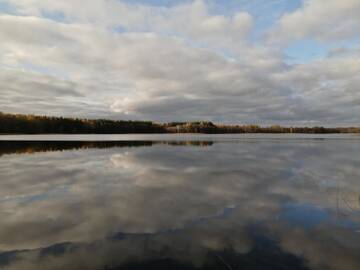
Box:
22;63;70;81
41;10;66;22
209;0;301;19
329;37;360;54
248;0;302;40
284;38;329;64
209;0;302;41
0;0;66;21
0;1;17;15
119;0;303;44
285;38;360;64
121;0;193;7
113;25;127;34
121;0;302;21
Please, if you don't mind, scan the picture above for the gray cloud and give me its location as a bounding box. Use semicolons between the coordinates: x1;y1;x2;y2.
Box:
0;0;359;124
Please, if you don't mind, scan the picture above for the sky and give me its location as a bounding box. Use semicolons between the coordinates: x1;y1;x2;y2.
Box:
0;0;359;125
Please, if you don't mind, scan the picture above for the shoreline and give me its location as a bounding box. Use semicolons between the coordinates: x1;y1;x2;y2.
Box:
1;112;360;134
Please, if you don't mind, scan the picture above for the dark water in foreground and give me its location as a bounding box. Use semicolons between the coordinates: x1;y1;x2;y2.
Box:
0;135;359;270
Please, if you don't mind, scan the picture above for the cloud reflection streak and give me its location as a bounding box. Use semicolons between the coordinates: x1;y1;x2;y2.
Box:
0;140;359;269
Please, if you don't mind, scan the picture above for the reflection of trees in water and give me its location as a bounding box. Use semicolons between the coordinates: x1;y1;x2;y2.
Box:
0;141;214;156
0;141;154;156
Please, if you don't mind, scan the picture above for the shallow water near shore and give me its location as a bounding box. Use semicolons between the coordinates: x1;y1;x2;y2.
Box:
0;135;359;270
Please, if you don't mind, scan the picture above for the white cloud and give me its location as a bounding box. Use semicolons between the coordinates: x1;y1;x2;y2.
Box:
270;0;360;43
0;0;359;125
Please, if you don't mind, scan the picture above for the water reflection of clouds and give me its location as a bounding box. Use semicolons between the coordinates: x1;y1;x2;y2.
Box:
0;141;359;269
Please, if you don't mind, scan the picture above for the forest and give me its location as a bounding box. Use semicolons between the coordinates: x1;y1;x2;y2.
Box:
0;112;359;134
0;112;164;134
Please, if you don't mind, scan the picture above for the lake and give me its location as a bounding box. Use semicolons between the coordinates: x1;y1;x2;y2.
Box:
0;134;359;270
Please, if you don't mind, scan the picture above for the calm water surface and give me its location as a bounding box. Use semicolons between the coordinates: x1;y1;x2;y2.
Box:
0;135;359;270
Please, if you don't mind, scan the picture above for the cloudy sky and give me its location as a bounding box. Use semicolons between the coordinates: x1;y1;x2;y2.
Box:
0;0;359;125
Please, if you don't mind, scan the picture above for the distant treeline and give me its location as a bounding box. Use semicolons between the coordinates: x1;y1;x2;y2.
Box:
0;112;164;134
164;122;360;134
0;112;359;134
